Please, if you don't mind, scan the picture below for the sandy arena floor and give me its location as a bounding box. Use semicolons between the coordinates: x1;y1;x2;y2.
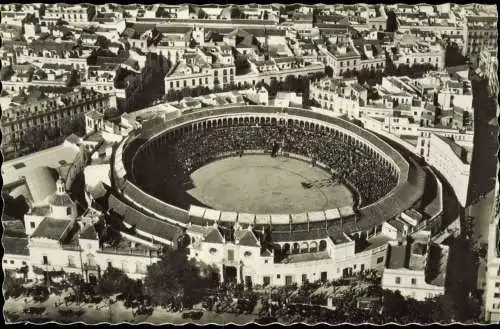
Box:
187;154;354;214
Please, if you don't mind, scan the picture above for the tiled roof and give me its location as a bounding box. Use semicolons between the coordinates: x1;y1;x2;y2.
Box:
80;224;98;240
204;227;224;244
108;193;184;242
31;218;73;241
2;236;29;256
235;229;259;247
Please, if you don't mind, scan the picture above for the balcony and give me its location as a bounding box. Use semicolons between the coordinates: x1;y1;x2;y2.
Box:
83;263;99;271
222;258;240;267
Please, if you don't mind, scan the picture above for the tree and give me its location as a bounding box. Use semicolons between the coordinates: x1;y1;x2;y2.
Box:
144;248;208;308
97;267;131;297
3;272;25;300
325;66;333;78
386;10;398;33
445;42;467;68
23;127;44;150
283;75;297;91
230;6;245;19
73;115;86;135
198;9;208;19
381;290;406;321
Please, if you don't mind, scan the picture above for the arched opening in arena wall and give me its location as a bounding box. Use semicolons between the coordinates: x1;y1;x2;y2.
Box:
223;266;237;283
310;241;318;252
292;243;300;254
300;242;309;253
319;240;327;251
283;243;291;255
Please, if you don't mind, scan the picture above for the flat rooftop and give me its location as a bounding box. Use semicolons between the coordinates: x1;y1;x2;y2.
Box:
2;145;80;186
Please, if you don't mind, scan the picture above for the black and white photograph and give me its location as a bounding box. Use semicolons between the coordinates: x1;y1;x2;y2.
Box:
1;2;499;325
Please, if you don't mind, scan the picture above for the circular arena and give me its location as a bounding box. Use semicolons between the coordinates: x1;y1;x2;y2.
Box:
110;106;433;245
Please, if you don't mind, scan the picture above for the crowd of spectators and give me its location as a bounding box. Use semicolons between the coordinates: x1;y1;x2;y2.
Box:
137;122;398;208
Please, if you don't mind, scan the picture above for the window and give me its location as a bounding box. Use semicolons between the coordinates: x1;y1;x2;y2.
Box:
67;207;72;216
302;274;307;283
277;274;281;279
192;79;195;86
285;275;293;286
395;277;401;284
22;261;26;265
10;260;14;264
43;256;48;265
495;282;500;288
3;260;7;264
265;260;268;264
376;256;384;264
263;276;270;286
494;293;500;299
411;278;417;285
30;222;36;229
170;82;173;88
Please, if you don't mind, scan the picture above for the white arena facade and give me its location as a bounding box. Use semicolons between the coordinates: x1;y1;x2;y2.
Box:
109;105;441;287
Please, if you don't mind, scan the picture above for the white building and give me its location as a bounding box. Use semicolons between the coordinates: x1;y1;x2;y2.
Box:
426;134;471;207
484;181;500;322
382;231;449;301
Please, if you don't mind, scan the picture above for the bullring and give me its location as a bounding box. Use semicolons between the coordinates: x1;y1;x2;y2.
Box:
107;105;437;285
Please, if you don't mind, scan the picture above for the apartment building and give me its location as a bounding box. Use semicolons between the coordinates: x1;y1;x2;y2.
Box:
309;77;364;118
390;42;446;70
1;88;115;153
322;43;361;77
484;182;500;322
44;4;96;25
463;9;498;62
426;133;471;207
164;46;236;92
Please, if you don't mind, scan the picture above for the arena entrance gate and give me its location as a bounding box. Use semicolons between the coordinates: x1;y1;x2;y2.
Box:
223;266;237;283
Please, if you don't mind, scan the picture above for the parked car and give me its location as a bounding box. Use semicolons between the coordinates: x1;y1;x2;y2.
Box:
256;316;277;324
90;296;103;304
190;311;203;320
23;307;45;315
58;309;74;317
136;306;154;316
